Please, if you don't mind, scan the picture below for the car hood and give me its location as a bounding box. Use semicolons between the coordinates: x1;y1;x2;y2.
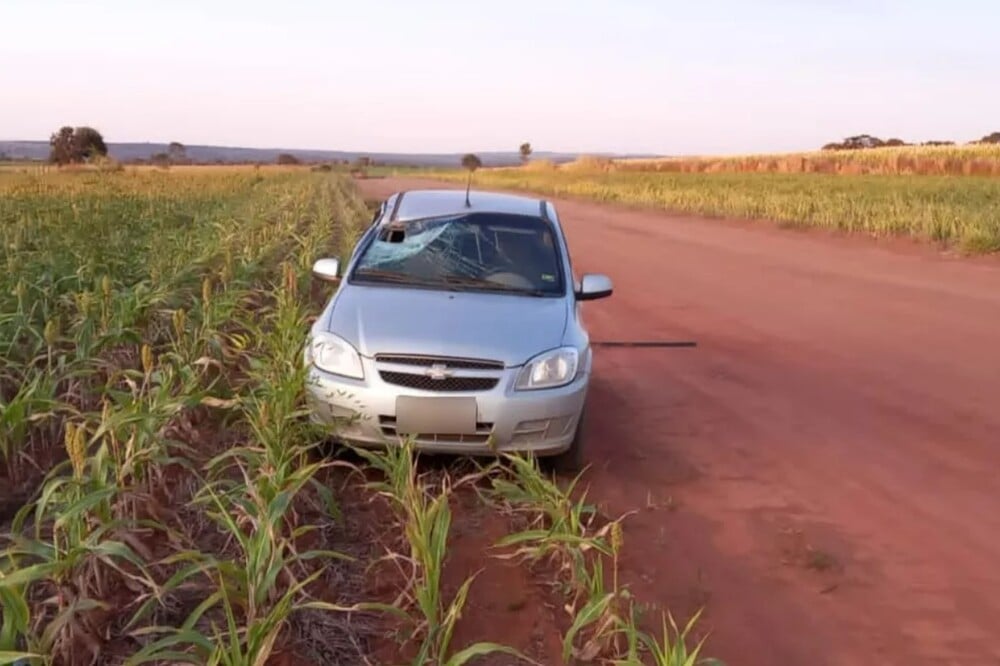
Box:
325;285;569;367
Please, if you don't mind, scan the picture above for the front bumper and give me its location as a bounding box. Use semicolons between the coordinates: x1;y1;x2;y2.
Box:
304;359;588;456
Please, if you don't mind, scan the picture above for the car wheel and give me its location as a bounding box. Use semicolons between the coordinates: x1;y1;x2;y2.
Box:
548;408;586;474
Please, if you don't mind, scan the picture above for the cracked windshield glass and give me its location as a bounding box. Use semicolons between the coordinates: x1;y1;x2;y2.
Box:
353;212;564;295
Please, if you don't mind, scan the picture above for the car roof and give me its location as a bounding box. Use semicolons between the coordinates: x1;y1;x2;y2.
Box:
387;189;552;224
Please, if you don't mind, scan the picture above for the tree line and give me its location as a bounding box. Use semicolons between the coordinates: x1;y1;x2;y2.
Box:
822;132;1000;151
45;125;543;171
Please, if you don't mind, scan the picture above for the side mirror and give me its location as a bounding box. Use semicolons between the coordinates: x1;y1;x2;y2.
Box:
576;273;613;301
312;258;342;282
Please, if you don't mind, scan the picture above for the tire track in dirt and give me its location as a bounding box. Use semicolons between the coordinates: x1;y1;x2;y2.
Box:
356;177;1000;665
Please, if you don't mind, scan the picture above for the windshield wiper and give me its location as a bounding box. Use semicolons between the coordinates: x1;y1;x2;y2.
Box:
439;274;548;297
353;269;430;285
354;270;549;296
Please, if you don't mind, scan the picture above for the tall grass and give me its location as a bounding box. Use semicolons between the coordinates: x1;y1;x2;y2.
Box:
431;167;1000;252
0;169;372;664
617;143;1000;177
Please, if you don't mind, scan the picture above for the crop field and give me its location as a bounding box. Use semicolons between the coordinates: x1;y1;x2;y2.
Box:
430;161;1000;252
616;142;1000;177
0;167;711;665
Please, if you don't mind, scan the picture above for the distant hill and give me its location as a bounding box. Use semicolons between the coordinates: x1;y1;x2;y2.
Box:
0;141;659;166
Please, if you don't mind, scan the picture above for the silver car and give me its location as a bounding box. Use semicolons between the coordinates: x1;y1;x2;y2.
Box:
304;188;612;470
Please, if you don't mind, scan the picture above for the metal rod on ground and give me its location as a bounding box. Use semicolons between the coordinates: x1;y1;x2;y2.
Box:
591;341;698;348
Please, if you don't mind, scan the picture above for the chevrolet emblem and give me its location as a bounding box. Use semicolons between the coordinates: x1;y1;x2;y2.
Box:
425;363;453;380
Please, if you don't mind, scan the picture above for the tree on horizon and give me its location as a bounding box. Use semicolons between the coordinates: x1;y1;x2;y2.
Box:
168;141;187;164
49;126;107;164
461;153;482;171
519;142;532;164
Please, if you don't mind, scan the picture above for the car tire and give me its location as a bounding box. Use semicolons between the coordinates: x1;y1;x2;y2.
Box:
548;408;586;475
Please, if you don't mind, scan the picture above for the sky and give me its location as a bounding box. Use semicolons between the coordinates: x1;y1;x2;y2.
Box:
2;0;999;155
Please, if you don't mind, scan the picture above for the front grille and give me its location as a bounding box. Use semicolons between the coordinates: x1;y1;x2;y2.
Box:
375;354;504;370
379;371;498;392
379;415;493;444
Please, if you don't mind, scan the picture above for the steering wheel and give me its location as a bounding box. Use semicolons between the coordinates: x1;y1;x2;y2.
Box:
482;270;535;289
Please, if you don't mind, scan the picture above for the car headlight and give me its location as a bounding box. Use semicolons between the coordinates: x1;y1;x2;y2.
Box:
306;332;364;379
515;347;579;390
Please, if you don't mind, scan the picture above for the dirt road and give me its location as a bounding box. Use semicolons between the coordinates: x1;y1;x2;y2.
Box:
355;177;1000;665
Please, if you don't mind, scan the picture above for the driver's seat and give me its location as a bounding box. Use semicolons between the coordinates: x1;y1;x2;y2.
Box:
499;232;550;287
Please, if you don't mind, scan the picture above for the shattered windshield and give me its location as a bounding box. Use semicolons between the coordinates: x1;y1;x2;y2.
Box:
351;212;564;296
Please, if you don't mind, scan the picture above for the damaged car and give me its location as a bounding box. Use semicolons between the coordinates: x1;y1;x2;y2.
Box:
304;188;612;470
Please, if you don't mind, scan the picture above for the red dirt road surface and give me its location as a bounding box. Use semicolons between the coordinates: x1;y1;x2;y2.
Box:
356;177;1000;665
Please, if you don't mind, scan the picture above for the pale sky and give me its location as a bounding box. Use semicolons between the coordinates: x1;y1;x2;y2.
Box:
2;0;998;155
